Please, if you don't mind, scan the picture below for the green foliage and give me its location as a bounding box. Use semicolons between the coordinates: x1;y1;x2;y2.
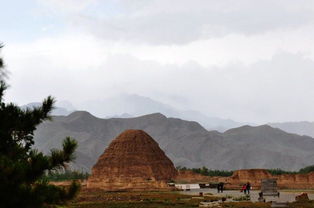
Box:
177;166;233;177
299;165;314;174
267;168;297;175
232;195;250;201
43;170;90;182
0;45;79;208
176;166;187;171
178;165;314;177
267;165;314;175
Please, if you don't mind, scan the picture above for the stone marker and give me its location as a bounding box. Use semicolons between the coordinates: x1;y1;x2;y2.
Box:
261;179;280;197
295;193;309;202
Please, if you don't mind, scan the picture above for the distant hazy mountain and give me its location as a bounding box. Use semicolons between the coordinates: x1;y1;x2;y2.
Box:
56;100;76;112
21;102;74;116
106;113;134;118
80;94;245;131
179;110;248;132
33;112;314;171
269;121;314;138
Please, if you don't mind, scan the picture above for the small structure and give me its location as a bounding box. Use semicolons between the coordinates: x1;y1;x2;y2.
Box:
261;179;280;197
200;182;223;189
175;184;200;191
199;183;211;188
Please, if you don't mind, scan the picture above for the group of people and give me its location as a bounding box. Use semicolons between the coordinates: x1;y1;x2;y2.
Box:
216;181;251;194
241;182;251;194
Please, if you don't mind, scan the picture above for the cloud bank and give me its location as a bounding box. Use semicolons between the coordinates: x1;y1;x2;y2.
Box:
2;0;314;123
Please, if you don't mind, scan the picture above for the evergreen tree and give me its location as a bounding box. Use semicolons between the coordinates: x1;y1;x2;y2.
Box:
299;165;314;174
0;44;80;208
200;166;209;176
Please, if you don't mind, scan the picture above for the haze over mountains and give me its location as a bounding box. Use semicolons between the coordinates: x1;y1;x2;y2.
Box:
25;94;314;138
268;122;314;138
63;94;247;131
33;111;314;172
21;101;75;116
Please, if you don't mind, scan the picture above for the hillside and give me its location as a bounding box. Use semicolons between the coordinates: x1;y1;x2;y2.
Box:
34;112;314;171
80;94;244;131
269;121;314;138
21;102;74;116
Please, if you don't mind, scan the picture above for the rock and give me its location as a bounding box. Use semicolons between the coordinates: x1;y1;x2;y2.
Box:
199;201;222;207
214;169;314;189
277;172;314;189
87;129;178;191
295;193;309;202
230;169;272;182
175;170;211;183
224;169;273;189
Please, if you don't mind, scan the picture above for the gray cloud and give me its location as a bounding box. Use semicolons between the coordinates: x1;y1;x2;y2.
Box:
70;0;314;44
4;0;314;124
6;48;314;123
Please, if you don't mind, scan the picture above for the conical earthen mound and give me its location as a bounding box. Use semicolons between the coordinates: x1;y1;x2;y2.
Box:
87;129;178;191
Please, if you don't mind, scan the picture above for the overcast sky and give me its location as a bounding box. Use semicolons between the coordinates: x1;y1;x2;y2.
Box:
1;0;314;123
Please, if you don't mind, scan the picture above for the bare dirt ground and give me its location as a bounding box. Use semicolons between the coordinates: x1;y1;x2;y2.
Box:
66;186;314;208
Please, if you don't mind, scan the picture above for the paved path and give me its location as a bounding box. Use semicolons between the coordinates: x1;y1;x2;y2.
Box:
180;188;314;202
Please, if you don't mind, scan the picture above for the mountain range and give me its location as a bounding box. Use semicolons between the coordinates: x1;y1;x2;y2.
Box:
33;111;314;172
269;121;314;138
79;94;248;131
21;102;74;116
23;95;246;132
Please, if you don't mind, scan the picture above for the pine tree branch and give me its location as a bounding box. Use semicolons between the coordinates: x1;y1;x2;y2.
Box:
49;137;77;170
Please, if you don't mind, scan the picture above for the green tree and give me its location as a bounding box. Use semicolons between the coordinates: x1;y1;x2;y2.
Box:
299;165;314;174
0;44;80;208
200;166;209;176
43;169;89;182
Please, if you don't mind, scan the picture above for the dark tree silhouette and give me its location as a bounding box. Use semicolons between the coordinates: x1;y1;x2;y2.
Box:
0;44;80;208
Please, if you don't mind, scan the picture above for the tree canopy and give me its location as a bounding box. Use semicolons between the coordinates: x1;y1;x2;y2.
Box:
0;44;80;208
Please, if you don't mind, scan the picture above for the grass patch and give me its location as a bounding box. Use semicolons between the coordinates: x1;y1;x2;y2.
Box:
288;200;314;208
222;202;270;208
232;195;250;201
67;188;314;208
68;188;223;208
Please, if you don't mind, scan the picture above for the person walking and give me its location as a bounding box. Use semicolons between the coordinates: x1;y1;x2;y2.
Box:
217;183;221;193
246;182;251;194
241;184;247;194
219;182;224;193
217;182;224;193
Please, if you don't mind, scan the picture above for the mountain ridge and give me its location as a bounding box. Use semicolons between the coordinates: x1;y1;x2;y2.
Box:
33;111;314;171
79;94;246;131
269;121;314;138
